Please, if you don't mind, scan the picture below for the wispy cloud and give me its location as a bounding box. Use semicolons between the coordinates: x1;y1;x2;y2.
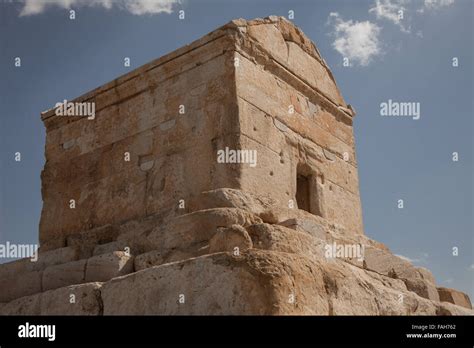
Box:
395;252;429;264
369;0;411;33
329;0;457;65
423;0;455;11
19;0;180;16
327;12;382;66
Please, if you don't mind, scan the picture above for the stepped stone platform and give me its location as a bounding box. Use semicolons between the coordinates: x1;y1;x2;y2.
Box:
0;16;471;315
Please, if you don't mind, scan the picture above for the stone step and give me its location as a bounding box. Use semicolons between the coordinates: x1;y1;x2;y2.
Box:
0;246;78;279
0;251;134;302
0;282;102;315
1;250;473;315
437;287;472;309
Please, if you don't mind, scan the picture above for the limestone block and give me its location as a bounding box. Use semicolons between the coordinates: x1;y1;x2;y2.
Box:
436;301;474;315
67;224;119;259
33;246;79;271
0;246;78;280
246;223;326;262
0;282;103;315
278;218;327;241
363;246;422;280
0;270;42;303
85;251;134;282
285;41;344;106
42;259;87;291
148;208;262;254
416;267;436;284
238;138;292;206
321;182;364;236
101;250;330;315
0;258;31;279
41;282;103;315
404;278;440;302
260;204;329;227
437;287;472;309
134;250;165;271
188;188;277;215
0;293;41;315
209;225;253;253
247;21;288;63
93;241;128;256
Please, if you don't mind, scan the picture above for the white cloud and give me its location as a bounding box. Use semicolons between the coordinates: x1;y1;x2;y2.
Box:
328;12;382;66
469;264;474;270
394;252;429;264
395;254;419;263
19;0;179;16
125;0;178;15
418;0;455;13
369;0;411;32
424;0;455;10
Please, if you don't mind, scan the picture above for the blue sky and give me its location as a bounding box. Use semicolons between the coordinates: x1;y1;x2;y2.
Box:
0;0;472;299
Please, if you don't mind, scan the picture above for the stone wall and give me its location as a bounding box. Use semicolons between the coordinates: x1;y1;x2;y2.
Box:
39;29;241;249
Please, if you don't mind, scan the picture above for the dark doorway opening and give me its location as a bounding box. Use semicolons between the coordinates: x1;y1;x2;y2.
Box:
296;173;311;213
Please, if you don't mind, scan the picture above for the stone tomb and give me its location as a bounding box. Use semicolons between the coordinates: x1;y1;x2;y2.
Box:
0;17;471;315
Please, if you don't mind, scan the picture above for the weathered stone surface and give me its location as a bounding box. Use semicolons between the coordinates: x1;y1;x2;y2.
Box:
102;252;275;315
0;270;42;303
188;188;276;215
134;250;164;271
66;224;119;259
85;251;134;282
41;283;103;315
34;247;79;271
246;223;326;262
42;259;87;291
0;294;41;315
416;267;436;285
0;282;103;315
101;250;469;315
278;218;327;241
93;241;128;256
436;301;474;315
209;225;253;253
0;258;31;280
404;278;440;302
145;208;262;258
437;287;472;309
363;246;422;280
0;247;78;278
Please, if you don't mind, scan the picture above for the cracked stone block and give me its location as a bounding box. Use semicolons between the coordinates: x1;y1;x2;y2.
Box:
85;251;134;282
